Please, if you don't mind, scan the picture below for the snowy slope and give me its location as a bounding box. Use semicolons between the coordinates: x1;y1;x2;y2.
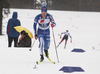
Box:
0;8;100;74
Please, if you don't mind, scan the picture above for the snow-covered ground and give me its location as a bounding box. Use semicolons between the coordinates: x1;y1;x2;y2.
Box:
0;9;100;74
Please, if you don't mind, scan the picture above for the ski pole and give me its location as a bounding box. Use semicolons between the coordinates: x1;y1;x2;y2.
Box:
29;40;35;51
52;27;59;63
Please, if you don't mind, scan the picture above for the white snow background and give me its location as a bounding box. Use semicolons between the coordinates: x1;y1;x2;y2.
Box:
0;8;100;74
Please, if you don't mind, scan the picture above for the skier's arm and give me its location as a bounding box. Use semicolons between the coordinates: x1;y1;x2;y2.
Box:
33;16;38;34
33;15;38;40
61;32;65;35
33;22;38;40
49;15;56;27
33;22;37;34
59;32;65;38
70;35;72;40
68;33;72;43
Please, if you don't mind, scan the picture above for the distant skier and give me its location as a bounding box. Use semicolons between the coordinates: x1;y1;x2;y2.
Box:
33;3;56;62
56;30;72;49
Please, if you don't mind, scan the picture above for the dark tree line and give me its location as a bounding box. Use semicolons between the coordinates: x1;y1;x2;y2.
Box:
7;0;36;9
51;0;100;11
51;0;79;10
0;0;10;35
7;0;100;11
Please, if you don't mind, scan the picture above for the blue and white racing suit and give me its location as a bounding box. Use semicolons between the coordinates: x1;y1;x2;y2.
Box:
33;13;56;55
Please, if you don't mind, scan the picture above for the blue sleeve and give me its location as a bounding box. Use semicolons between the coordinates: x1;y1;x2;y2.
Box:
19;20;21;26
33;15;38;34
18;20;21;35
61;32;65;35
7;19;10;35
49;15;56;26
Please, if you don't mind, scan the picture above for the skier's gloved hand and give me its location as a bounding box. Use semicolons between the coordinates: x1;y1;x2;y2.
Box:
70;40;72;43
51;24;54;28
60;36;61;39
35;34;38;40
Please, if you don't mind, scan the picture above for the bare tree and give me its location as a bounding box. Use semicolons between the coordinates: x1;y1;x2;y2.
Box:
0;0;10;35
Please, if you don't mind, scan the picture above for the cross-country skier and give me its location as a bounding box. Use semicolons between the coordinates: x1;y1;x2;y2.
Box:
33;3;56;62
56;30;72;49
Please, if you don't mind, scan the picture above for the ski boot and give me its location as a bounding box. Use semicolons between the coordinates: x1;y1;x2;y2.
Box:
64;45;66;49
40;55;44;62
56;44;59;48
44;49;49;58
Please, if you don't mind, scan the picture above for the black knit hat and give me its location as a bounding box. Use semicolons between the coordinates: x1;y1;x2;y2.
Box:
21;30;27;35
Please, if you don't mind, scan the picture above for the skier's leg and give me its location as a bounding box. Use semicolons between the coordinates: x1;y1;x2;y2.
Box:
57;35;66;48
38;35;44;62
64;40;67;49
64;36;68;49
56;39;64;48
44;35;50;57
8;36;13;47
59;39;64;44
